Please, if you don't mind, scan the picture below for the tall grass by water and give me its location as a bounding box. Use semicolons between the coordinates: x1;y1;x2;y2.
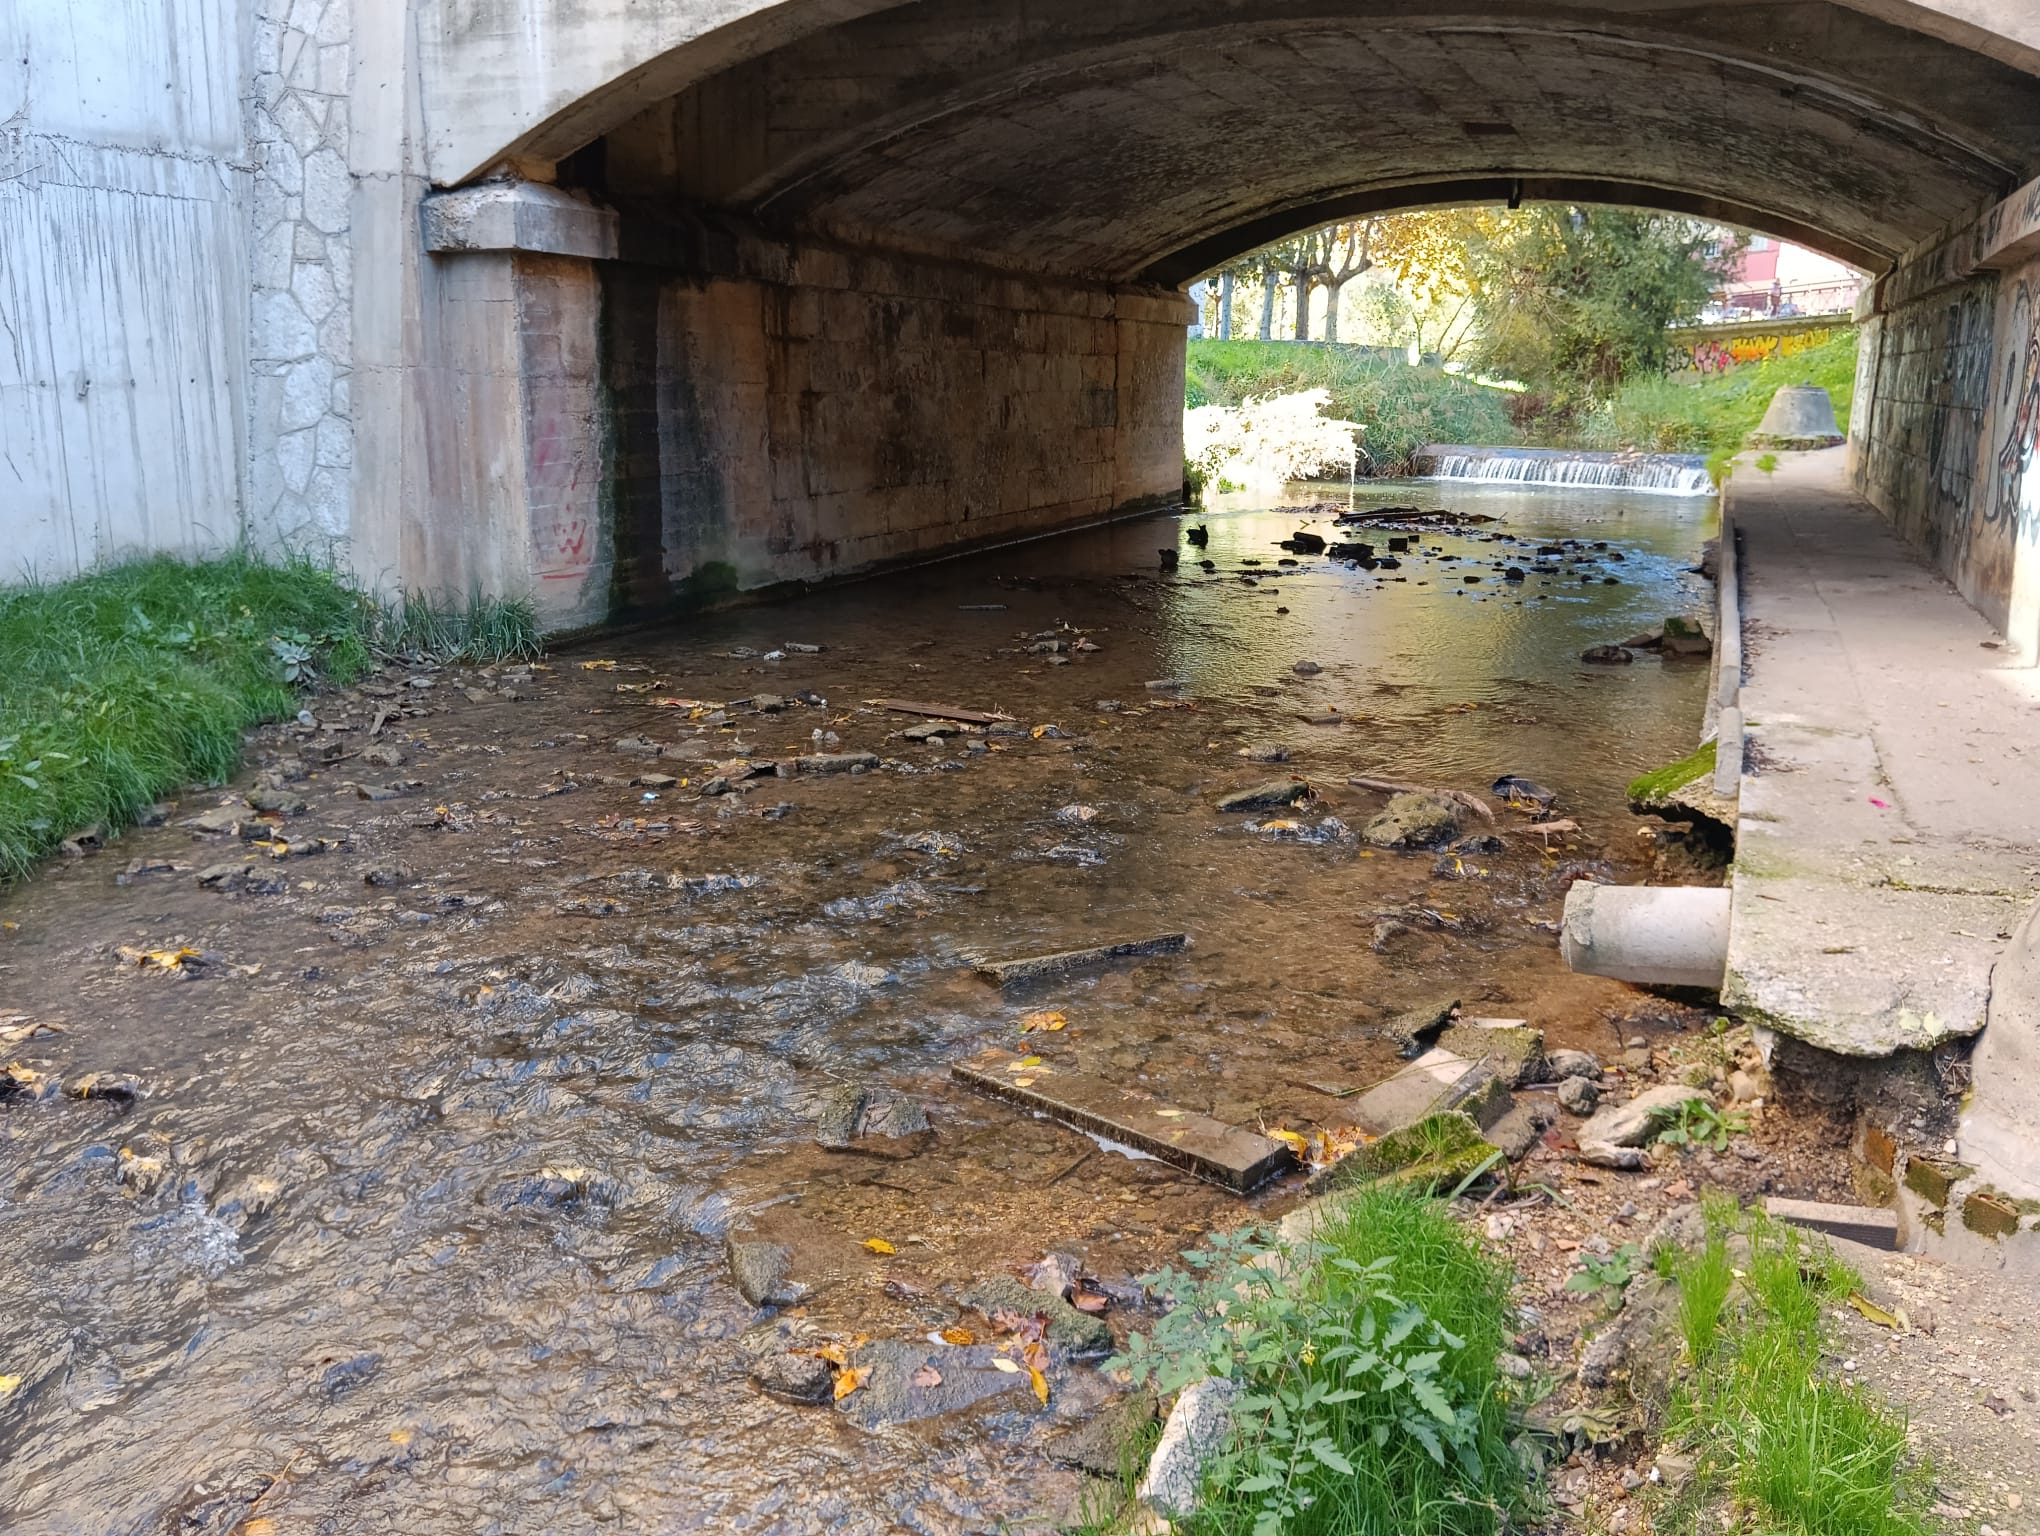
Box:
1186;341;1520;475
0;556;538;885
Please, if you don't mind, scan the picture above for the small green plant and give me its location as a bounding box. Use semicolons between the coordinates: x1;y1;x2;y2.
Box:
1657;1200;1930;1536
1563;1243;1641;1311
1107;1188;1527;1535
1656;1099;1748;1153
1755;451;1780;473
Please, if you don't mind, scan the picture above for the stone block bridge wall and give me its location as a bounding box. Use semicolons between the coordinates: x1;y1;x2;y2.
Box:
1852;184;2040;659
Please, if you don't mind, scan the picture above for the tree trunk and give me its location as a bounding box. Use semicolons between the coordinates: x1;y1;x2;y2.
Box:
1323;279;1345;343
1218;271;1234;340
1293;264;1312;341
1258;271;1275;341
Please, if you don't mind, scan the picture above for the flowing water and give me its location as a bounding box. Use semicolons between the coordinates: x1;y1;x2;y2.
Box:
0;481;1715;1534
1422;447;1716;496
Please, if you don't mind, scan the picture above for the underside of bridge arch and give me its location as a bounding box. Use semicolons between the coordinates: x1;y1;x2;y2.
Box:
384;0;2040;632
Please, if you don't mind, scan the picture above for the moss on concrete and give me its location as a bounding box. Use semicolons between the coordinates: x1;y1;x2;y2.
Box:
1627;740;1718;809
1326;1111;1500;1195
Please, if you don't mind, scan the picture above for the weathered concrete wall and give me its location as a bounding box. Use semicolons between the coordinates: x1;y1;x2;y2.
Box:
584;236;1189;627
0;0;250;580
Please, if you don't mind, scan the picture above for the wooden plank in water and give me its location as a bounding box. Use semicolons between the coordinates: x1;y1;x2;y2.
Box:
952;1048;1293;1193
867;698;1016;723
974;933;1190;986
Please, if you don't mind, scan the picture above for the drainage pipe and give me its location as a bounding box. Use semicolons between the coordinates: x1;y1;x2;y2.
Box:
1561;882;1730;989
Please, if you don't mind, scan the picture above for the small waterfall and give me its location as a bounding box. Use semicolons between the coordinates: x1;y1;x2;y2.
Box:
1420;446;1714;496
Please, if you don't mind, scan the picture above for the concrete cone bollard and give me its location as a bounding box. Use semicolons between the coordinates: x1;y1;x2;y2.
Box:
1749;384;1844;449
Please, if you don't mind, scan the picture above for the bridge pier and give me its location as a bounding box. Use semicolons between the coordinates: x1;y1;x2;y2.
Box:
356;180;1191;630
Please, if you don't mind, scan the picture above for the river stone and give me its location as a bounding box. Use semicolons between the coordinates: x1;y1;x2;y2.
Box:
1382;996;1459;1056
1217;778;1310;813
1557;1076;1602;1115
727;1238;805;1307
1138;1378;1241;1518
1660;616;1713;656
797;752;881;773
813;1085;867;1148
749;1348;833;1404
960;1274;1113;1355
1486;1099;1556;1161
1577;1083;1710;1148
834;1337;1035;1428
1581;644;1634;665
1545;1048;1604;1081
1044;1389;1160;1476
859;1088;930;1138
1436;1021;1545;1087
1362;792;1463;850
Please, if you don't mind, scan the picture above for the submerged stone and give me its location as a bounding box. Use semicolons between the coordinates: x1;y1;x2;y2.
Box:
960;1274;1112;1354
1319;1111;1501;1194
1362;792;1462;849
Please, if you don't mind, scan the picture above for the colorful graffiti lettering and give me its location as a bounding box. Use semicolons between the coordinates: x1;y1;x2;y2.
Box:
1676;328;1839;375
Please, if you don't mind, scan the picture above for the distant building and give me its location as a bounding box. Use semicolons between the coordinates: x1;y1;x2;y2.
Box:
1707;237;1864;319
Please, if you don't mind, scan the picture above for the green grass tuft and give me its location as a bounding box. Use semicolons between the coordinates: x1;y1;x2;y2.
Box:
1186;340;1520;475
0;555;539;886
1658;1201;1931;1536
1626;740;1717;806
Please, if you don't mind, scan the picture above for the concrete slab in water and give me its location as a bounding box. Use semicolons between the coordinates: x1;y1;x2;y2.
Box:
972;933;1189;986
950;1048;1291;1192
1347;1048;1504;1137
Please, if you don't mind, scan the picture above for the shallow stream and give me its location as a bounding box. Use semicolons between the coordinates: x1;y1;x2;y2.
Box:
0;480;1714;1533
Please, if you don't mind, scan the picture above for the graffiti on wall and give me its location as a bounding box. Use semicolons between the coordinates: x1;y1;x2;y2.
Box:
1675;327;1841;375
1991;279;2040;544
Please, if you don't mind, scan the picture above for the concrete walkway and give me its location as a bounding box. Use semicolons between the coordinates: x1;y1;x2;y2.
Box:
1723;449;2040;1056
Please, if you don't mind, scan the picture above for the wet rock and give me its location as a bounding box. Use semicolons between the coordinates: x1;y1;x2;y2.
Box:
612;736;662;756
555;895;629;918
1138;1377;1240;1518
352;782;408;801
1578;1084;1709;1148
65;1072;144;1106
183;805;245;834
244;788;307;815
1581;645;1634;665
1660;616;1713;657
1288;532;1326;554
1545;1048;1603;1081
1055;803;1099;825
1235;743;1290;763
116;1146;167;1193
1382;996;1459;1055
1492;774;1557;810
903;721;962;742
1448;833;1504;855
813;1084;867;1149
1436;1021;1544;1087
1318;1110;1502;1194
1185;526;1208;546
1026;1251;1083;1298
727;1238;806;1307
835;1337;1035;1428
1557;1076;1602;1115
960;1274;1112;1355
1045;1388;1160;1476
1362;792;1462;849
749;1348;833;1405
362;864;412;887
360;743;407;768
1370;919;1411;952
319;1352;382;1401
796;752;881;774
1619;629;1665;650
1292;658;1323;674
861;1089;931;1138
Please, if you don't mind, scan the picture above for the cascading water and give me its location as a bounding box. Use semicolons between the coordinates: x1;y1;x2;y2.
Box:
1421;446;1715;496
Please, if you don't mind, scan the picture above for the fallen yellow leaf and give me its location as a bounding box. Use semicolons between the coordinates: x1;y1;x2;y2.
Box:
1266;1128;1309;1151
990;1357;1022;1374
241;1520;278;1536
580;660;618;671
390;1428;413;1446
1008;1056;1042;1072
1020;1011;1067;1033
833;1366;865;1400
863;1237;896;1255
1029;1365;1050;1406
0;1375;20;1395
939;1327;976;1346
1847;1293;1901;1329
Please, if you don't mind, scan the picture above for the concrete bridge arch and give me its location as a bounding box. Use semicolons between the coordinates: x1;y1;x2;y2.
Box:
12;0;2040;639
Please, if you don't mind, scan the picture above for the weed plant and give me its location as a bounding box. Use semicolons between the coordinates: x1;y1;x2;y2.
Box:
1656;1199;1932;1536
0;555;538;884
1109;1187;1527;1536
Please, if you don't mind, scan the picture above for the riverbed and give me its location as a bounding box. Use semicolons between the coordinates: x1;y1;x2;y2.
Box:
0;481;1718;1533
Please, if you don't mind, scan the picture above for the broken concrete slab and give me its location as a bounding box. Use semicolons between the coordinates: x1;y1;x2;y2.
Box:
1764;1197;1900;1250
973;932;1189;986
1347;1048;1509;1138
1139;1377;1240;1519
794;752;881;774
1216;778;1311;813
1315;1111;1502;1195
950;1048;1291;1193
1436;1019;1544;1087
